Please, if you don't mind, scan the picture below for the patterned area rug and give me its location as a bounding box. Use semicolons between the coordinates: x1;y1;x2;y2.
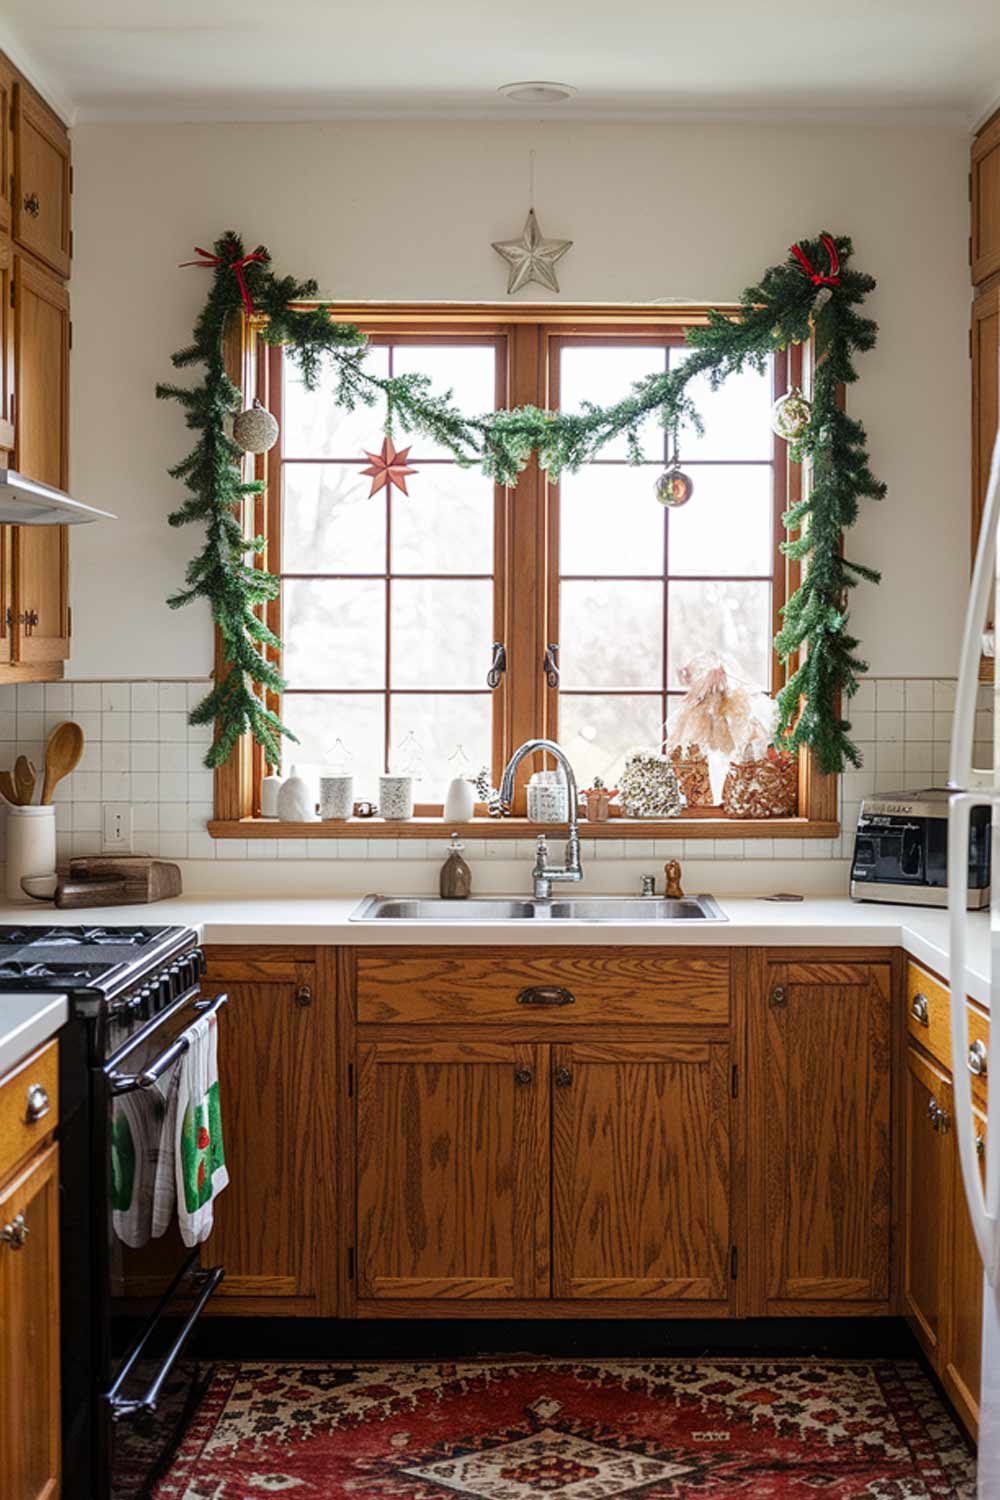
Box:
154;1357;976;1499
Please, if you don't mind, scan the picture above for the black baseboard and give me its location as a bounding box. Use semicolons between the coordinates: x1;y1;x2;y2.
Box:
193;1315;921;1362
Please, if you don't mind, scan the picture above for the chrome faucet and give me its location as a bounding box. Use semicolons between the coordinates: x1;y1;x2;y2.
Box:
500;739;583;899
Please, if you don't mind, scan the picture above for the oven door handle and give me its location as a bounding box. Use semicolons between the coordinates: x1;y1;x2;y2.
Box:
107;991;229;1096
107;1266;224;1420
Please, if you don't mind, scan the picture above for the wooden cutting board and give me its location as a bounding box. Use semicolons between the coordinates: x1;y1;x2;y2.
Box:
55;855;183;908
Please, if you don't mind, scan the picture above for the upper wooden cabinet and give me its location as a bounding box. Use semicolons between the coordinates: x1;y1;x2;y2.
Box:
0;62;12;237
972;278;1000;563
12;252;70;665
749;956;893;1313
0;235;14;452
11;85;70;280
973;112;1000;287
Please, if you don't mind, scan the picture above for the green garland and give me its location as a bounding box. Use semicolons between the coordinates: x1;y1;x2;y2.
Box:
158;229;883;774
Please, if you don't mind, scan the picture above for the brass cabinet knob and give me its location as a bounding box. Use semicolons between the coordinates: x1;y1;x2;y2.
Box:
513;1066;533;1086
295;984;312;1008
0;1214;29;1250
910;993;930;1027
554;1066;573;1088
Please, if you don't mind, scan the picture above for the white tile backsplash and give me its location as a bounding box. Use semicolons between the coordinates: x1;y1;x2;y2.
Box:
0;677;987;866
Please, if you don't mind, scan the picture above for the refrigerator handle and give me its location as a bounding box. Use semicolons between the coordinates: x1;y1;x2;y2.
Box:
950;428;1000;791
948;792;1000;1277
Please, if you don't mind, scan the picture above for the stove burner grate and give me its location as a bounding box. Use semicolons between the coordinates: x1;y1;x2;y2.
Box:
0;925;158;948
0;960;108;982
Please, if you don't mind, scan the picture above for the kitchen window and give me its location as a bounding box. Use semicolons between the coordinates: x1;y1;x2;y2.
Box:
210;307;837;838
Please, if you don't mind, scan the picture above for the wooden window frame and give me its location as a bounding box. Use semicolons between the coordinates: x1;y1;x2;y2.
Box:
210;303;838;841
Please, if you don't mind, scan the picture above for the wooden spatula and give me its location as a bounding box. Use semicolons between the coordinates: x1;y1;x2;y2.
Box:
0;769;21;806
40;721;85;805
13;755;35;805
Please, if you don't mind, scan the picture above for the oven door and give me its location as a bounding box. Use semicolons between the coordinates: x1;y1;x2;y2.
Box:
96;987;228;1497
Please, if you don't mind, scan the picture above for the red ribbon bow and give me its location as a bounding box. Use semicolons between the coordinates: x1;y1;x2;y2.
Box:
789;234;841;289
180;243;269;316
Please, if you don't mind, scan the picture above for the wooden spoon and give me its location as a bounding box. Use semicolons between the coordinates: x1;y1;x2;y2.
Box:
13;755;35;805
40;721;85;805
0;770;21;806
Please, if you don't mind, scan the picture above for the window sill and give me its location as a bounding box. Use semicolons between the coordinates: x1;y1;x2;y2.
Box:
208;816;840;841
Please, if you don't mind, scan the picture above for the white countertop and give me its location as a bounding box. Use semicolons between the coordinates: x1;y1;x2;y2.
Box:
0;894;988;1007
0;992;67;1079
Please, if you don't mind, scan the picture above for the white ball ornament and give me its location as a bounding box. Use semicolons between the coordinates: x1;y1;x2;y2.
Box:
233;398;280;454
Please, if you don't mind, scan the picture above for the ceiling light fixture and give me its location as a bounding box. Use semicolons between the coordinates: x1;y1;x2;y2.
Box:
498;81;577;105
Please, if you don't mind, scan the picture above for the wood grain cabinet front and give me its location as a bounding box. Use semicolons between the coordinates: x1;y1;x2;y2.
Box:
748;957;893;1314
903;1045;953;1364
11;85;70;279
973;112;1000;287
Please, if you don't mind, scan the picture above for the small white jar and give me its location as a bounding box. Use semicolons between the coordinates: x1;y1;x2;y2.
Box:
320;774;354;821
379;774;414;821
6;805;57;905
260;773;284;818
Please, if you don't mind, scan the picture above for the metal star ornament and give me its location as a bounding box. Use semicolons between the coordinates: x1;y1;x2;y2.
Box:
492;209;572;295
360;436;418;498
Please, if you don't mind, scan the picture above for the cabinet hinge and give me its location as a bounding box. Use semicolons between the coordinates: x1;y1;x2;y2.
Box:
68;322;73;351
970;170;974;203
67;605;72;638
730;1246;738;1281
69;229;74;259
347;1061;354;1098
970;327;974;359
70;165;74;195
347;1246;355;1281
731;1063;738;1098
8;277;13;309
969;235;973;266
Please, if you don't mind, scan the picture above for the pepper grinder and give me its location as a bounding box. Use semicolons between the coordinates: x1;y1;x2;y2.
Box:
440;833;472;899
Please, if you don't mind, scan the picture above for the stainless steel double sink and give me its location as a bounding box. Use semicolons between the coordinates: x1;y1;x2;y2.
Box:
350;894;726;922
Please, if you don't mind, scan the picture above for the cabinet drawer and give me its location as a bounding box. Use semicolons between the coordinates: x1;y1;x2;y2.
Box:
0;1038;58;1182
356;948;730;1025
906;961;989;1107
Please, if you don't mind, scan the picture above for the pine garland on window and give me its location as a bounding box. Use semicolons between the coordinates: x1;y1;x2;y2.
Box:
159;229;882;773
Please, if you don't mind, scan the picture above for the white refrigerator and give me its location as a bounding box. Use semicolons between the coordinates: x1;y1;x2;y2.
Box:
949;427;1000;1495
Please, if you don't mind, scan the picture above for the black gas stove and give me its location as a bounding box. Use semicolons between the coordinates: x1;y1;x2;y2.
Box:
7;920;227;1499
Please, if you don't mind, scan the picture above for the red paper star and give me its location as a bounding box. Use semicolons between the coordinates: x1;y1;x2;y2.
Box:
360;437;418;498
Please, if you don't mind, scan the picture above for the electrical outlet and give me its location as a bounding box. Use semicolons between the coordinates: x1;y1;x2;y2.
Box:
102;804;133;853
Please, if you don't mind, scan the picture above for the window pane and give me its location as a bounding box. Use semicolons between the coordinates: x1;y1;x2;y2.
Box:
560;345;667;462
282;464;386;574
668;580;771;692
389;693;492;803
391;465;494;575
669;466;773;577
283;579;385;689
559;694;664;789
391;580;493;689
283;345;390;459
279;693;384;802
559;466;663;577
670;348;773;460
391;345;496;460
560;581;663;690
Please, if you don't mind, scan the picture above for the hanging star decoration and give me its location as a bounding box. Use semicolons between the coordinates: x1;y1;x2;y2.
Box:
360;436;418;497
492;208;573;294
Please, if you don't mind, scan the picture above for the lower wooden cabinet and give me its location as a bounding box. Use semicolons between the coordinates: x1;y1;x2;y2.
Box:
943;1114;986;1437
749;957;893;1314
903;1046;952;1362
201;949;338;1315
0;1137;60;1500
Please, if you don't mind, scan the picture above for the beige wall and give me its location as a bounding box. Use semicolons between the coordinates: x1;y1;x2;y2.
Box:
68;118;970;680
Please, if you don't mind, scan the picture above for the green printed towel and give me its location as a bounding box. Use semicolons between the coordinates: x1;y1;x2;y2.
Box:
174;1012;229;1247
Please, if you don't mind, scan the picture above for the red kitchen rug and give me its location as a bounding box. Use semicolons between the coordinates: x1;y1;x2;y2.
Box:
154;1356;976;1499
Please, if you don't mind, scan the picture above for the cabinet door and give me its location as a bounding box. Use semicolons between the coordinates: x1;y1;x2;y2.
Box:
357;1039;549;1300
200;971;336;1310
12;254;69;665
903;1046;953;1364
552;1040;732;1304
0;64;12;236
973;113;1000;287
12;86;70;280
0;236;12;453
944;1110;987;1438
751;959;892;1311
972;280;1000;563
0;1142;60;1500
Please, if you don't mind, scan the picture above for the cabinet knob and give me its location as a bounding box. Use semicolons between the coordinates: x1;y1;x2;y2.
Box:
977;1132;986;1158
910;993;930;1026
22;192;40;218
24;1084;50;1123
513;1066;533;1086
554;1066;573;1088
0;1214;29;1250
295;984;312;1008
769;986;787;1009
968;1040;988;1077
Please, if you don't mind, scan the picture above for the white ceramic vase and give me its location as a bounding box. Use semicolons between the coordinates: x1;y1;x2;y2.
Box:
444;776;475;823
6;805;57;905
275;766;317;822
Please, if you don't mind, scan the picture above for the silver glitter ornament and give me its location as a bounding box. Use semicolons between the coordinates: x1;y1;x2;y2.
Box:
233;398;280;454
492;209;572;295
655;450;694;508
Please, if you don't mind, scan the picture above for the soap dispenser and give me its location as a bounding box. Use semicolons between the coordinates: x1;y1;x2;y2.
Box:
440;833;472;899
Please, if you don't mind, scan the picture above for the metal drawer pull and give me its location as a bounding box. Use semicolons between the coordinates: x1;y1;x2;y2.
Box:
24;1083;50;1122
108;1267;223;1419
517;986;575;1007
910;993;930;1026
977;1132;986;1158
968;1040;988;1077
554;1066;573;1088
514;1066;533;1086
0;1214;29;1250
23;192;40;218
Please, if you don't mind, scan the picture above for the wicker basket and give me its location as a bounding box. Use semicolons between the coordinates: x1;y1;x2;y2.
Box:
721;752;798;819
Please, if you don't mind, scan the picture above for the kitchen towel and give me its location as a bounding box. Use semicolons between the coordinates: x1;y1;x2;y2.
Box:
176;1013;229;1247
111;1085;168;1248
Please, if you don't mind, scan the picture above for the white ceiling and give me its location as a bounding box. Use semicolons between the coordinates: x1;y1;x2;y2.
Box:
3;0;999;128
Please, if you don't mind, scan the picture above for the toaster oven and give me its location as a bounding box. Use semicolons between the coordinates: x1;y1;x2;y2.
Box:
849;786;991;909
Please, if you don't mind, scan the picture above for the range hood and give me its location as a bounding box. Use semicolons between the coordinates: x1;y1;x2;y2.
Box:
0;469;115;525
